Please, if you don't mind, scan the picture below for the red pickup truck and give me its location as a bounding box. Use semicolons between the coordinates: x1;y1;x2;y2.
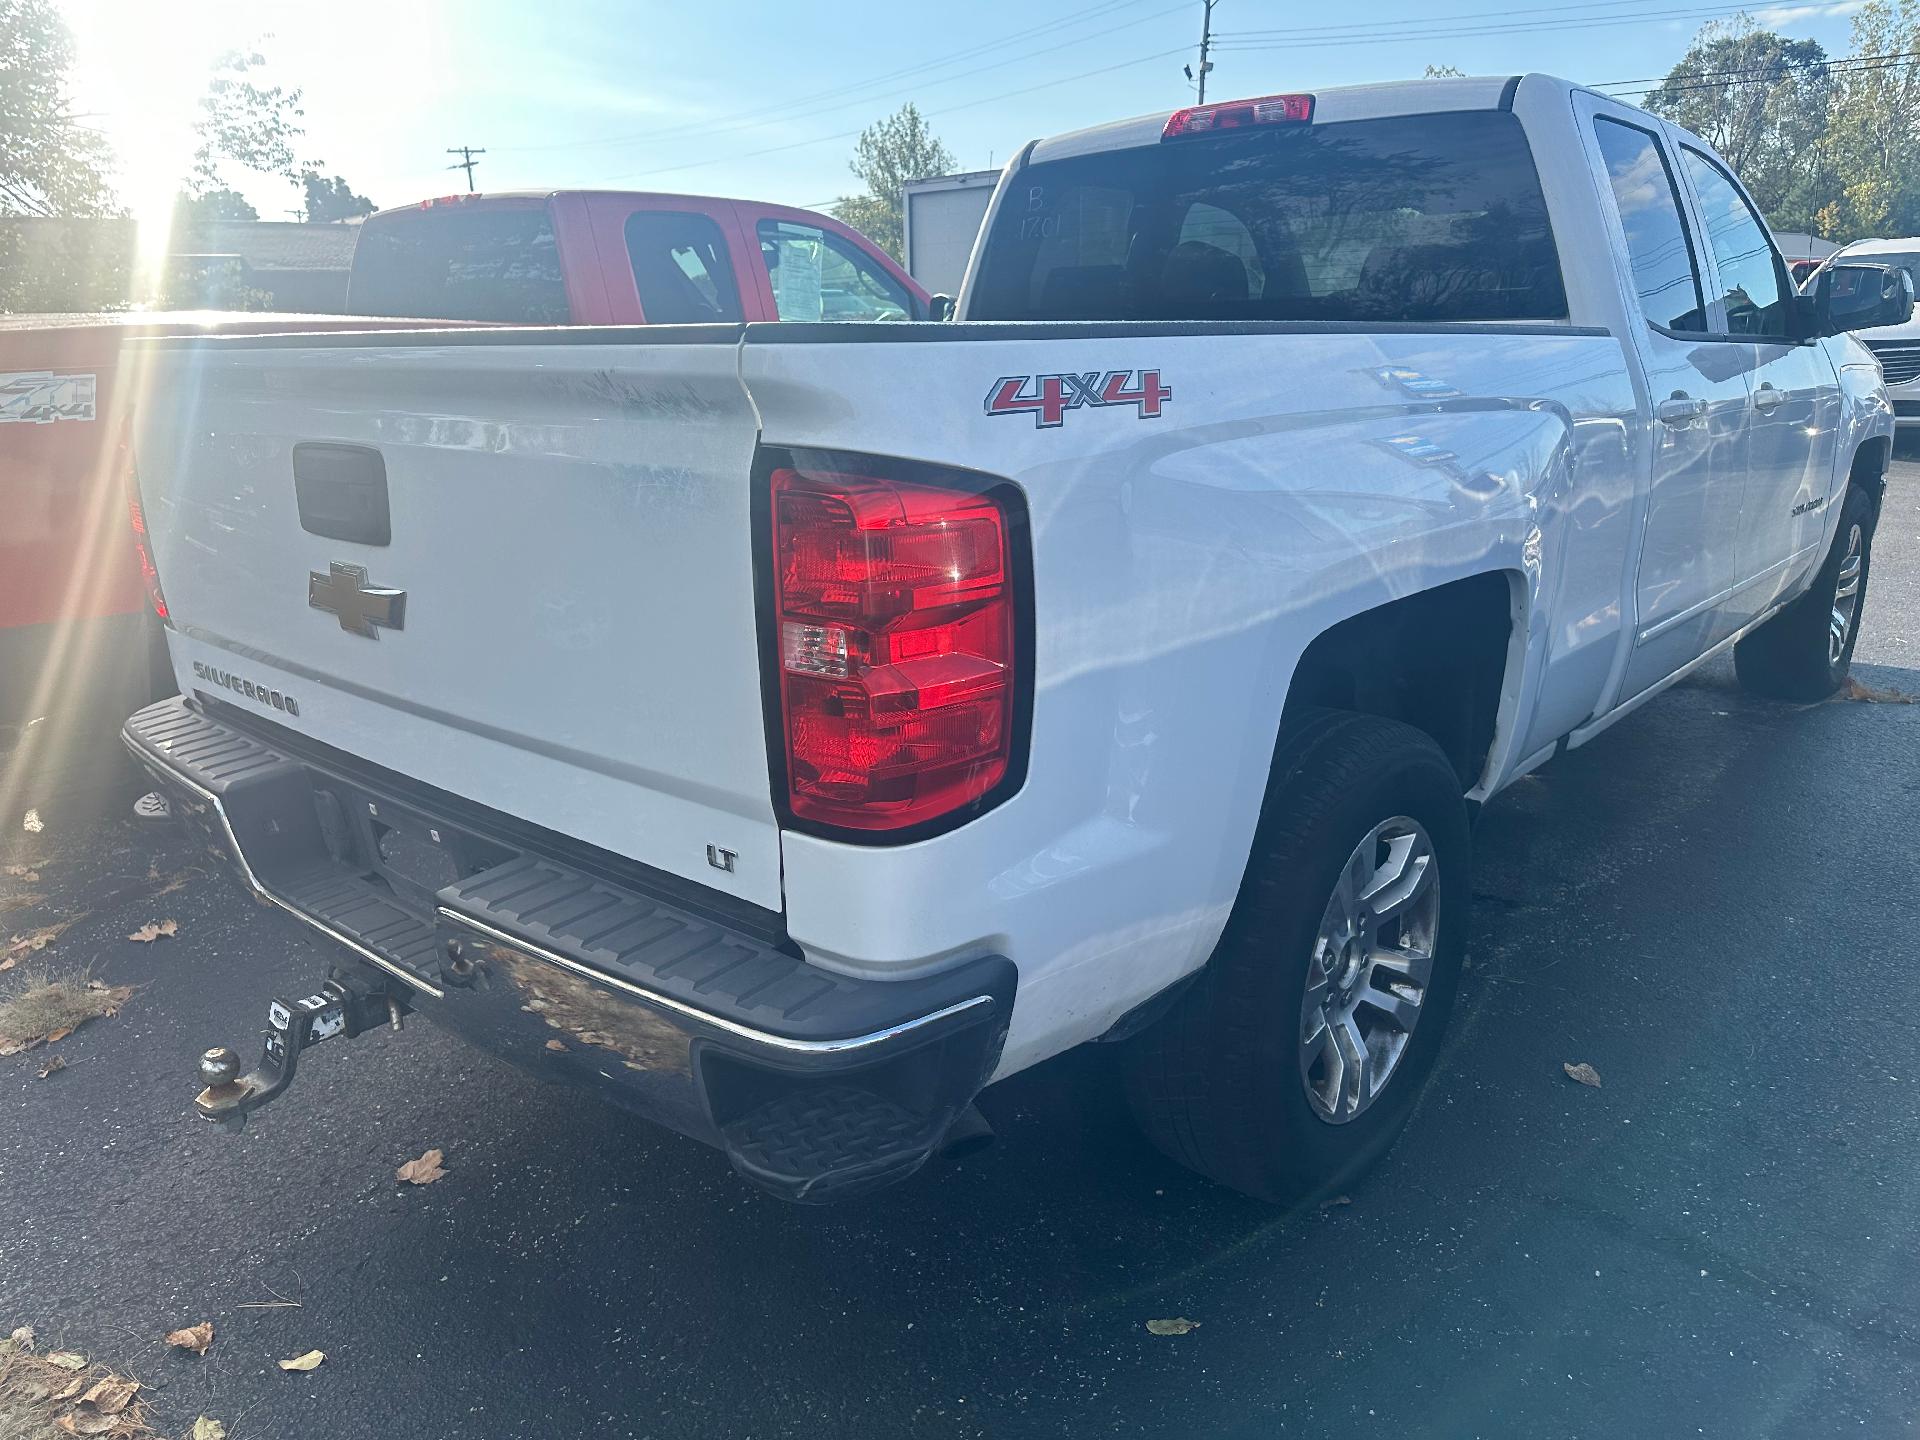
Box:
346;191;930;324
2;193;923;813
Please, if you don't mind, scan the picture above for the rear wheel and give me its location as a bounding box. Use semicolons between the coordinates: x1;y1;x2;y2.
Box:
1734;485;1875;702
1121;710;1471;1203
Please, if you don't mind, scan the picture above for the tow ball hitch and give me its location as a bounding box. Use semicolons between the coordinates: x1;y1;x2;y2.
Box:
195;968;410;1127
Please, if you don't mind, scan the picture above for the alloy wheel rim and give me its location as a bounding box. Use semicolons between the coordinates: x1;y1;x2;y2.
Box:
1830;522;1864;666
1299;816;1441;1125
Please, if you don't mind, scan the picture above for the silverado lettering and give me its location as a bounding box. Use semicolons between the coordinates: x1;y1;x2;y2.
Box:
191;661;300;717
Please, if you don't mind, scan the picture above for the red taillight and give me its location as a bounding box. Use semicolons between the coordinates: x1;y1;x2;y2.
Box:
126;456;168;621
770;463;1019;832
1162;92;1314;139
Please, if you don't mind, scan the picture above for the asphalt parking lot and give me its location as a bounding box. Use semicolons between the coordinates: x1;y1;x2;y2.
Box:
5;455;1920;1440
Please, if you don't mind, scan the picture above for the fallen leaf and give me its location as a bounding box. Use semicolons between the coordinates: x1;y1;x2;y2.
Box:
4;865;40;882
37;1054;65;1079
4;923;69;960
79;1377;138;1414
1563;1061;1602;1088
1146;1317;1199;1336
278;1349;325;1372
56;1412;120;1436
126;919;178;943
165;1322;214;1356
9;1324;34;1349
22;809;43;834
53;1376;84;1402
193;1419;228;1440
544;1039;567;1051
396;1148;447;1185
45;1351;87;1370
43;1026;72;1045
0;956;13;973
1838;676;1917;704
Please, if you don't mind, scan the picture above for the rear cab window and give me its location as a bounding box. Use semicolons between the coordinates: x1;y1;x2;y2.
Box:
625;210;743;323
347;204;571;323
757;220;917;322
969;109;1568;323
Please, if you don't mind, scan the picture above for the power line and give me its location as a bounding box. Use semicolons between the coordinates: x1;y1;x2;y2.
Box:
1591;47;1920;93
1606;54;1920;98
445;145;486;191
1212;0;1836;50
492;0;1181;156
589;45;1190;185
1216;0;1734;39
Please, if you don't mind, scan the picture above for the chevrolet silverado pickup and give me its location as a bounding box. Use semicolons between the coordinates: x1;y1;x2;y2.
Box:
121;75;1906;1204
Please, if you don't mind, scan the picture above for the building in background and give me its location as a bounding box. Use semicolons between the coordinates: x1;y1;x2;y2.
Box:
902;170;1000;299
1773;231;1841;286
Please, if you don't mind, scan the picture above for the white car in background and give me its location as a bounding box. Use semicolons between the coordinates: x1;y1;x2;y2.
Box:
1812;237;1920;431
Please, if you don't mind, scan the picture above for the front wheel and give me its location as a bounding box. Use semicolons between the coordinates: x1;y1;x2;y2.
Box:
1121;710;1471;1203
1734;485;1875;702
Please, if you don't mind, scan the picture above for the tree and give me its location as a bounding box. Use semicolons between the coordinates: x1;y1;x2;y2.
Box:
1817;0;1920;236
0;0;115;217
189;48;306;196
175;188;259;224
831;104;955;261
1644;19;1833;233
1423;64;1466;78
301;172;376;222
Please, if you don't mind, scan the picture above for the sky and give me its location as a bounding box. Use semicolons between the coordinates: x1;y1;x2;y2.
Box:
53;0;1875;226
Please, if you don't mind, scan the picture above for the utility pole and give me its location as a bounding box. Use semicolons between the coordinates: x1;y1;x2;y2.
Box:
1183;0;1217;103
445;146;486;192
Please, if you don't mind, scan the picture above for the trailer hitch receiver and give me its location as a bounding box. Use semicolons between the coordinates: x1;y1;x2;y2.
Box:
195;967;409;1127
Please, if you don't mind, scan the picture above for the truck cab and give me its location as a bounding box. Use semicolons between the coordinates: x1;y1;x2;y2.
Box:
345;191;930;326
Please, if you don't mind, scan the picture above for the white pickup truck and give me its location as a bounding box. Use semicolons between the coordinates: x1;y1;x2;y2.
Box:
123;75;1906;1204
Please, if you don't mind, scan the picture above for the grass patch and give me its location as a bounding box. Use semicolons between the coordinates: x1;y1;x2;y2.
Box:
0;1337;153;1440
0;969;130;1057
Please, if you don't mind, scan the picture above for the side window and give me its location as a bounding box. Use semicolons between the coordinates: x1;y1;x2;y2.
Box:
1592;118;1706;333
624;211;742;324
1679;149;1791;338
757;220;915;322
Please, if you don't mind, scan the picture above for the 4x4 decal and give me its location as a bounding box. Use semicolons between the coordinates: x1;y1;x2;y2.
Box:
984;369;1172;428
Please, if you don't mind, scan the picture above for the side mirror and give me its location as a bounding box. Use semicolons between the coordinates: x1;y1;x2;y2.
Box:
926;293;955;322
1814;262;1915;336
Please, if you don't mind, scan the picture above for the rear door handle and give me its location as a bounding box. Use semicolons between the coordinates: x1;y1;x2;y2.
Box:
1655;394;1709;427
1751;383;1786;414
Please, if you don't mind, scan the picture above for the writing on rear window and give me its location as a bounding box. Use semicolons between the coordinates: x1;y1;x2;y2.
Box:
984;369;1173;428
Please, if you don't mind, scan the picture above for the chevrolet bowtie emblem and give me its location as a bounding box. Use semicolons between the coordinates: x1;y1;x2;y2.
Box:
308;561;406;639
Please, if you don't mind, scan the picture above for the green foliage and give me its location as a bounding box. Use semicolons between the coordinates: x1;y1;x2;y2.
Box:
1645;4;1920;238
176;188;260;224
301;172;376;222
0;222;132;313
0;0;116;217
1423;64;1466;78
190;48;306;195
830;104;956;260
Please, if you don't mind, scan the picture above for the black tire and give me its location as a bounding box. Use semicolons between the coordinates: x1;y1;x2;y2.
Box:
1734;484;1876;702
1120;709;1471;1203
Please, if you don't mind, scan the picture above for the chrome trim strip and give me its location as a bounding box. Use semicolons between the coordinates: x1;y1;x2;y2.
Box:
437;906;994;1057
121;731;445;1000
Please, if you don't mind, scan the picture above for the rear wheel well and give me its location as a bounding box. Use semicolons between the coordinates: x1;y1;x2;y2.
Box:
1852;436;1891;516
1281;573;1516;790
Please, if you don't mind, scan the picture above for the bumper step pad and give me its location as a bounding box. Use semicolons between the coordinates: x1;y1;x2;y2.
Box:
123;695;1015;1202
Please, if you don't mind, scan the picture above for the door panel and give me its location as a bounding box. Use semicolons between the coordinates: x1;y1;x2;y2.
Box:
1580;102;1748;698
1674;146;1842;626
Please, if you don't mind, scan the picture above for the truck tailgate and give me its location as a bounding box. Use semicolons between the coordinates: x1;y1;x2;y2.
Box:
132;332;781;908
